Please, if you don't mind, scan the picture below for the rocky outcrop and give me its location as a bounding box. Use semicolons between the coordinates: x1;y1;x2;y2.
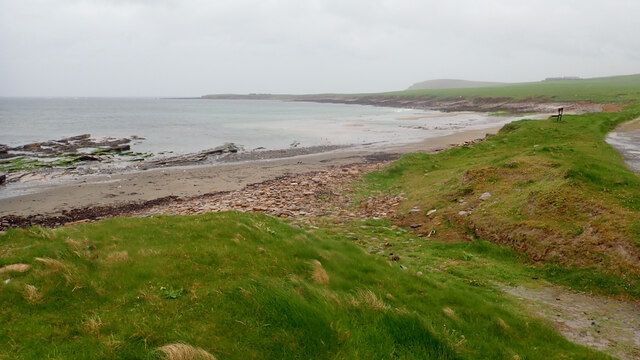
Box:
9;134;135;157
143;143;243;168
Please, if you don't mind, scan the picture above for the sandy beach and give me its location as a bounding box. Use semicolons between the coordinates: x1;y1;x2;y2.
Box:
0;127;498;223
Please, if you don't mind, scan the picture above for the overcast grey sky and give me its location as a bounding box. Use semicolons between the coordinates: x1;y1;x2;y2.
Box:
1;0;638;97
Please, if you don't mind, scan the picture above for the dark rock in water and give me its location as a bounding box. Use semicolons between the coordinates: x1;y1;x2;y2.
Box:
0;173;6;186
10;134;138;158
0;145;9;159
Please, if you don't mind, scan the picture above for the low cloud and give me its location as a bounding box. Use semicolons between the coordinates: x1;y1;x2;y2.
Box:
0;0;638;96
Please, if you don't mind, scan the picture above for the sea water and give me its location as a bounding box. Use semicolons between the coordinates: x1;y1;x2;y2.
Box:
0;97;524;155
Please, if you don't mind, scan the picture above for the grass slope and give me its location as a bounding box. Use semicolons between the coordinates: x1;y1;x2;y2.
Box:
391;74;640;103
357;106;640;298
0;213;609;359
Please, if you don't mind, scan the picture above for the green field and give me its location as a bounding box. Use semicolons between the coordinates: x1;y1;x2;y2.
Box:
0;214;612;359
386;74;640;103
2;75;640;359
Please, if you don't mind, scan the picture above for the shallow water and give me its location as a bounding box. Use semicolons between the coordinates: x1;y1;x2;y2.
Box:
607;128;640;173
0;98;526;154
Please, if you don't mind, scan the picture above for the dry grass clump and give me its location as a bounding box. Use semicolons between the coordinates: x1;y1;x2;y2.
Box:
23;284;42;304
27;226;54;240
158;343;217;360
65;239;98;260
310;259;329;285
497;317;510;331
0;263;31;275
350;289;388;311
443;307;456;319
138;248;161;256
65;238;84;250
35;257;79;284
105;251;129;263
35;257;68;272
83;315;104;336
318;288;342;305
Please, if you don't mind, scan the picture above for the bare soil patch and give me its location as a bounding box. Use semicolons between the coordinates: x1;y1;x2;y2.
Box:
505;284;640;360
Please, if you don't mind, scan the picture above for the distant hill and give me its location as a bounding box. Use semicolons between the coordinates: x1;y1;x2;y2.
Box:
407;79;507;90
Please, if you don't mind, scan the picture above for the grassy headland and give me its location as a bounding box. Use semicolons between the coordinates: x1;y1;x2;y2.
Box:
285;74;640;113
390;74;640;103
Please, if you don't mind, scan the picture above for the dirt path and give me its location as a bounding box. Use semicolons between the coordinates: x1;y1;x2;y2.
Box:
504;285;640;360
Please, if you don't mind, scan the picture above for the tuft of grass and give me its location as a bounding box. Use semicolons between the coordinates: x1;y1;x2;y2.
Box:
310;259;329;285
0;263;31;274
23;284;42;304
105;250;129;263
158;343;217;360
82;315;104;336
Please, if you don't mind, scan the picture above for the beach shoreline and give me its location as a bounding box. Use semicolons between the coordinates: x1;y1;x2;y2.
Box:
0;126;499;226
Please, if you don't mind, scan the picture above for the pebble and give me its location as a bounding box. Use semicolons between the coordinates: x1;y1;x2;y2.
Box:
479;192;492;201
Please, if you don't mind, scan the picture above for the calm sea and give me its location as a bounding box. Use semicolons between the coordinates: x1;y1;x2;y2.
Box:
0;97;517;155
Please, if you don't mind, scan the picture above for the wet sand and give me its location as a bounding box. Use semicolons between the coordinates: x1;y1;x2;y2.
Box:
0;127;499;218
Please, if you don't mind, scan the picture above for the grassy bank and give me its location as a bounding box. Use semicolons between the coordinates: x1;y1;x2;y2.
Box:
357;105;640;298
0;213;610;359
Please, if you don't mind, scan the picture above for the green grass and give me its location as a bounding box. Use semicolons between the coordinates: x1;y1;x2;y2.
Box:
384;74;640;103
0;213;610;359
355;106;640;298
